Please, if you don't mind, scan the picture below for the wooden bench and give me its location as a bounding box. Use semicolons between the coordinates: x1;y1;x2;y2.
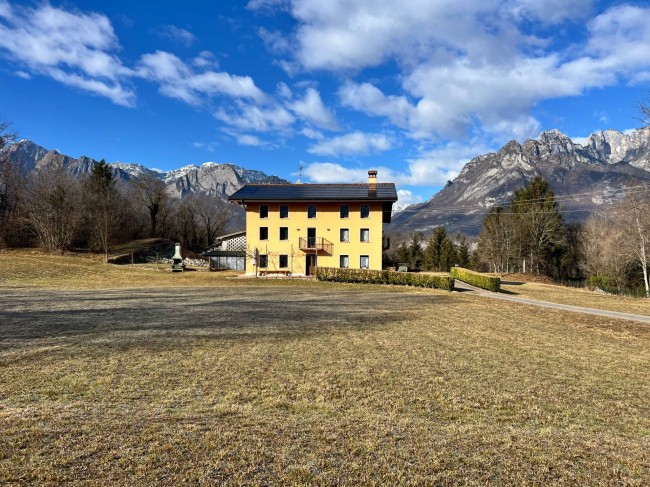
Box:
258;269;291;277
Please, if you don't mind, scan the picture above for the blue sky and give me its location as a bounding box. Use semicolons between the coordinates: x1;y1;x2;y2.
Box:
1;0;649;205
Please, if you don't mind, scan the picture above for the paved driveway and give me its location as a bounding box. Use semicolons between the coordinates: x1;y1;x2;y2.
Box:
453;280;650;323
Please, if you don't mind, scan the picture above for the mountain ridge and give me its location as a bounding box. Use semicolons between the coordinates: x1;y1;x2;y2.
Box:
389;127;650;236
1;139;290;199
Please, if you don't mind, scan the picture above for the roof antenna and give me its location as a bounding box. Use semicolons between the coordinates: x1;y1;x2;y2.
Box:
298;165;303;184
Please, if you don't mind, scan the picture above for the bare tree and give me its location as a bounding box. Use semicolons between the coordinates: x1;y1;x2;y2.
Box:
193;195;234;248
132;174;170;238
614;192;650;297
23;163;82;252
0;119;22;247
636;90;650;127
478;207;515;273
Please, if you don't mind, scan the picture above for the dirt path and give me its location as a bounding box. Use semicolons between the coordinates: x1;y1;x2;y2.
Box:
454;281;650;323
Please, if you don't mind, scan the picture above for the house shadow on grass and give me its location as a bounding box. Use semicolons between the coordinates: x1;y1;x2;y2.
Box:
0;287;454;350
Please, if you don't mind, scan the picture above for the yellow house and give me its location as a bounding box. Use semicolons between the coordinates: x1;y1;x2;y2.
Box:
228;171;398;276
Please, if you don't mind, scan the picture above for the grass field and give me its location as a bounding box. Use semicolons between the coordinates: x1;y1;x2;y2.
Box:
499;280;650;317
1;251;649;484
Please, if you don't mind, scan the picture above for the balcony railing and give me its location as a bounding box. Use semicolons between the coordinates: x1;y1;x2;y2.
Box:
299;236;333;254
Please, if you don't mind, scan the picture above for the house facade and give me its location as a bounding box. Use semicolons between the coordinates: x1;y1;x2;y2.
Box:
228;171;397;276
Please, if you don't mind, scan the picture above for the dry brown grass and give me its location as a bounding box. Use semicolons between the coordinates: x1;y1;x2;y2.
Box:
500;280;650;317
1;251;649;484
0;249;327;290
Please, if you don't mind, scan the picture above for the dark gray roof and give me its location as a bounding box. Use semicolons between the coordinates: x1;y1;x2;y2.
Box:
203;250;246;257
228;183;398;202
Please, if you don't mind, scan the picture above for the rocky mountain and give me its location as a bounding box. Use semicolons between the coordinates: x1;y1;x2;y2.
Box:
0;139;289;199
389;127;650;236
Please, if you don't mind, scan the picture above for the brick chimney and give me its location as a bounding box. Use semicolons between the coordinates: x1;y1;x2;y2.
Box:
368;170;377;196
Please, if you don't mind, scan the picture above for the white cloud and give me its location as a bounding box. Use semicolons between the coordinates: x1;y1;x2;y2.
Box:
307;131;393;156
136;50;266;105
276;81;292;98
192;50;218;69
253;0;650;142
299;127;323;139
258;27;290;53
288;87;338;130
396;189;422;206
0;2;135;106
214;102;295;132
571;136;588;146
302;162;378;183
155;25;196;47
234;133;267;147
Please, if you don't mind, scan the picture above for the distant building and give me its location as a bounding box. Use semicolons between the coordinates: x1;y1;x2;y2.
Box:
228;171;397;276
203;230;246;270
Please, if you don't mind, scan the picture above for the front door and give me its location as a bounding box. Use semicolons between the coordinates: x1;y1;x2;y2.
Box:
306;254;317;276
307;227;316;248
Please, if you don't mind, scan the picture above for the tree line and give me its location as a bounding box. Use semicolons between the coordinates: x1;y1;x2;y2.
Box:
0;125;236;259
388;176;649;298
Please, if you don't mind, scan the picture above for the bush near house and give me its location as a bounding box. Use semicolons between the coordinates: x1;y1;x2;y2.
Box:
316;267;455;291
450;267;501;292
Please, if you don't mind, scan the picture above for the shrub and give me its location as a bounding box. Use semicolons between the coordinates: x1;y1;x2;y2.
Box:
316;267;454;291
587;275;618;294
450;267;500;292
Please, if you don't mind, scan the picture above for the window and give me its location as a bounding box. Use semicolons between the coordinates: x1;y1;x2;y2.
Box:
259;254;268;268
260;205;269;219
259;227;268;240
360;204;370;218
340;255;349;268
360;255;369;269
340;228;349;242
308;205;317;218
279;254;288;268
279;227;289;241
279;205;289;219
340;204;349;218
360;228;370;242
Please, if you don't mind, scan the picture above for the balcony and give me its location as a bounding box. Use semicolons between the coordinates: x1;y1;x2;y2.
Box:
299;237;333;254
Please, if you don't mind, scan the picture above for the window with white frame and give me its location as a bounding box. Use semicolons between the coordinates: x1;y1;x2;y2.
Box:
360;255;369;269
279;254;288;268
308;205;317;218
259;205;269;219
279;205;289;218
340;228;349;242
360;204;370;218
259;227;268;240
279;227;289;240
360;228;369;242
340;204;349;218
340;255;349;268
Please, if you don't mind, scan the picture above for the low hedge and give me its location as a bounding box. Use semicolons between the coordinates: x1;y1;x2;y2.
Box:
316;267;454;291
450;267;500;292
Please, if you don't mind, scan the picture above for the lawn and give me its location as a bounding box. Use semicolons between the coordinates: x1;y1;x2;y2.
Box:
499;280;650;317
1;252;649;484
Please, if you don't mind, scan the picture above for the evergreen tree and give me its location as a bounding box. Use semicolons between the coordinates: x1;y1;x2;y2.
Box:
425;226;448;271
84;159;120;263
439;238;457;271
408;232;424;268
457;238;470;267
510;176;563;273
397;240;410;263
469;249;483;272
